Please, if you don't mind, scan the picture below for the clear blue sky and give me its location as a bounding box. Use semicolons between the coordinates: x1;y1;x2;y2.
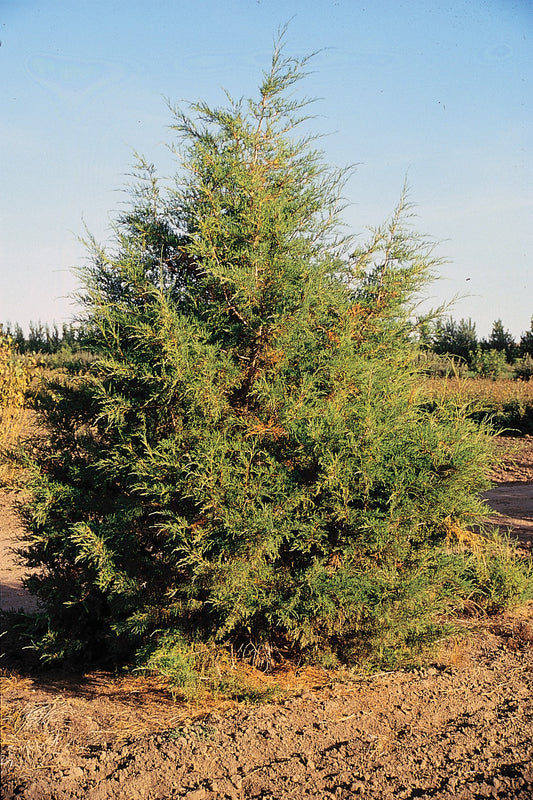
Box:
1;0;532;339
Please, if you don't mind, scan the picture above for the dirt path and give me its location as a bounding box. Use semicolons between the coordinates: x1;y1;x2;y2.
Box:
2;437;533;800
484;483;533;551
483;434;533;553
0;490;39;613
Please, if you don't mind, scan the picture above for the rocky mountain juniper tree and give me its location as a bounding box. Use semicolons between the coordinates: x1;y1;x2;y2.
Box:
20;37;530;673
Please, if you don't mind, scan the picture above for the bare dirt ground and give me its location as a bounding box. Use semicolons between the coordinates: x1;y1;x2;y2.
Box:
1;437;533;800
0;492;40;614
484;435;533;553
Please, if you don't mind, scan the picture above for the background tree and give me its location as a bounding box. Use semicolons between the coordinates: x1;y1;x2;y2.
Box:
430;316;478;365
482;319;517;363
20;39;528;674
519;317;533;358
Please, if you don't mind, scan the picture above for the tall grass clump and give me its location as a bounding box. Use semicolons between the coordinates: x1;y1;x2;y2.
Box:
0;332;35;485
20;36;531;674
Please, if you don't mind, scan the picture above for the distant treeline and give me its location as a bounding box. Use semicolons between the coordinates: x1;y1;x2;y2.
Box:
419;316;533;379
2;315;533;379
0;321;92;355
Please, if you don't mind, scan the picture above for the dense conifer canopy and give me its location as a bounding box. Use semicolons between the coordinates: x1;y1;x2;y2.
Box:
20;37;528;673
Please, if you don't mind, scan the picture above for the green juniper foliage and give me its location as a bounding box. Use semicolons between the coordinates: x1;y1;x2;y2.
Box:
20;38;530;670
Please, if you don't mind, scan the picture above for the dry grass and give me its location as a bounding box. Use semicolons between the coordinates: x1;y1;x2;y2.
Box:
0;660;334;789
1;677;66;785
0;336;37;486
421;376;533;433
422;376;533;405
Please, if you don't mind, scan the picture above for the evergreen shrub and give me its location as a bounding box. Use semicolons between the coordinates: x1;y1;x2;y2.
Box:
20;39;531;673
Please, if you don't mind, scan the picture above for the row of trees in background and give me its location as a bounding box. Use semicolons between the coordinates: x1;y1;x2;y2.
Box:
0;321;89;355
2;315;533;363
3;314;533;378
419;316;533;379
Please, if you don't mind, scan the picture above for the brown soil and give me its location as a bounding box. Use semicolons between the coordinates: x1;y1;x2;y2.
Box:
0;491;40;614
2;438;533;800
483;435;533;552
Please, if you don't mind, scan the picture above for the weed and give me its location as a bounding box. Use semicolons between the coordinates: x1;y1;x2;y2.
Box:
0;333;36;485
135;632;282;703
